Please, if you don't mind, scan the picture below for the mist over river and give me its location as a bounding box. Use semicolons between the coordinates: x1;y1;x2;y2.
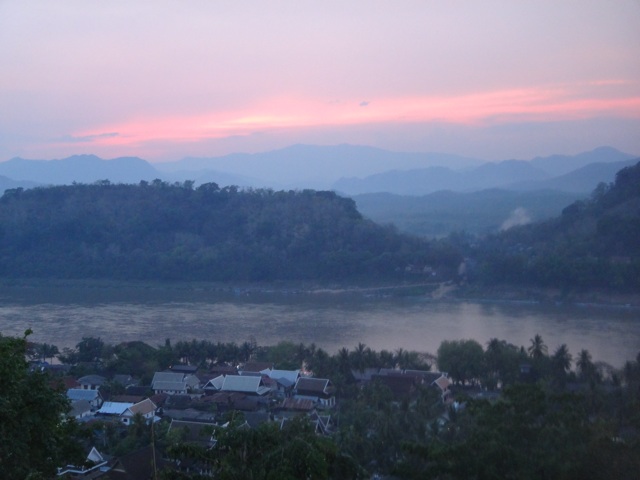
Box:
0;284;638;368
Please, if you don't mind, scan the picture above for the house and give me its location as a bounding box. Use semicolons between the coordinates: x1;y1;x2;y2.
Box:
162;407;216;423
207;391;260;412
97;401;134;417
67;388;103;409
78;374;107;390
308;411;334;436
372;373;417;400
170;364;198;374
202;374;225;395
375;369;452;402
266;369;300;397
430;373;452;401
279;397;315;413
220;375;271;396
151;371;199;395
57;446;109;477
101;444;167;479
350;368;379;383
121;398;157;425
294;377;336;407
69;399;93;420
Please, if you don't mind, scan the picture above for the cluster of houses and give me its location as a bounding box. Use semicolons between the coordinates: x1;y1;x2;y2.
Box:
55;362;451;478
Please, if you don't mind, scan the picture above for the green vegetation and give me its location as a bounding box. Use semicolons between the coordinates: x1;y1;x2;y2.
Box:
165;415;363;479
467;161;640;291
0;331;83;479
15;332;640;479
1;162;637;293
0;181;458;282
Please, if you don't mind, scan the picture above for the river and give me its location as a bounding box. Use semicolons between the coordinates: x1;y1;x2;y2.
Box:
0;283;638;368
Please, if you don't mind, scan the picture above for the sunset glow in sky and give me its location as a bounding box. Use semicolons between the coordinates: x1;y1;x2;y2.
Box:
1;1;639;162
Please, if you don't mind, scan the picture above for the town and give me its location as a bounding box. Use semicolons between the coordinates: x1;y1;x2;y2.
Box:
12;334;638;479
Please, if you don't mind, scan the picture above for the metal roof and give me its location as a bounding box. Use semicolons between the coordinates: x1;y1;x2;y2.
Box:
67;388;101;401
221;375;270;395
97;401;134;415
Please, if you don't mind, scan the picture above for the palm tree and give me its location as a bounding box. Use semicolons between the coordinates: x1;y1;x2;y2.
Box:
485;338;504;371
527;334;548;360
337;347;351;376
552;344;572;374
379;349;395;368
351;343;369;373
577;349;597;381
35;343;59;363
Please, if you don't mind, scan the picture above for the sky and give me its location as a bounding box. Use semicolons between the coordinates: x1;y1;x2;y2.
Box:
1;1;639;163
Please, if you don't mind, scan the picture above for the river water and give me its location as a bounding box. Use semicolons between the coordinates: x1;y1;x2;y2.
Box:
0;284;638;368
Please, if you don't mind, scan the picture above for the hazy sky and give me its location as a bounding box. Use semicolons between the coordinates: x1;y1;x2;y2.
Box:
1;1;639;162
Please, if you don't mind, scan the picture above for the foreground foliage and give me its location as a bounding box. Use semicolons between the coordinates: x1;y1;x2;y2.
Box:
0;331;83;479
399;383;640;479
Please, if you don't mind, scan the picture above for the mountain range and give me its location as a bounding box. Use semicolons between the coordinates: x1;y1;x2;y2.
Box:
1;145;635;196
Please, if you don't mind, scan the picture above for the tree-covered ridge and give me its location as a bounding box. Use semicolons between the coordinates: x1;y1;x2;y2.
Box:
472;160;640;291
0;181;458;281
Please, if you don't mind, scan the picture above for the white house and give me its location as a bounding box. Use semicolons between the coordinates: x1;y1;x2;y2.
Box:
121;398;157;425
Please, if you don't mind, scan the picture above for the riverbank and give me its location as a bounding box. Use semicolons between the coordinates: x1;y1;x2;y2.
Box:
451;284;640;309
1;277;638;308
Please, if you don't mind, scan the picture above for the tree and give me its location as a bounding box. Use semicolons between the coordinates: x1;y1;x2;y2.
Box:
0;331;83;479
527;334;548;360
76;336;106;363
577;349;599;382
32;342;60;363
437;339;484;385
551;344;572;373
166;416;362;479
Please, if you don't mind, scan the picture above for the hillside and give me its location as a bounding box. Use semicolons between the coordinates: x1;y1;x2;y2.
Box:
0;182;457;282
354;189;584;237
471;160;640;291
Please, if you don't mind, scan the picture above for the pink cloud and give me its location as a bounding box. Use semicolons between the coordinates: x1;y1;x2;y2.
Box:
56;82;639;157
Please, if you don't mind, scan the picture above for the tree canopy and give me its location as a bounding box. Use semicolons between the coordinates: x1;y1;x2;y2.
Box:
0;182;457;282
0;331;83;479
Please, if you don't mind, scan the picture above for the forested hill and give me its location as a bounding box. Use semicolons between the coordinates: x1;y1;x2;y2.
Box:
473;160;640;291
0;181;457;282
